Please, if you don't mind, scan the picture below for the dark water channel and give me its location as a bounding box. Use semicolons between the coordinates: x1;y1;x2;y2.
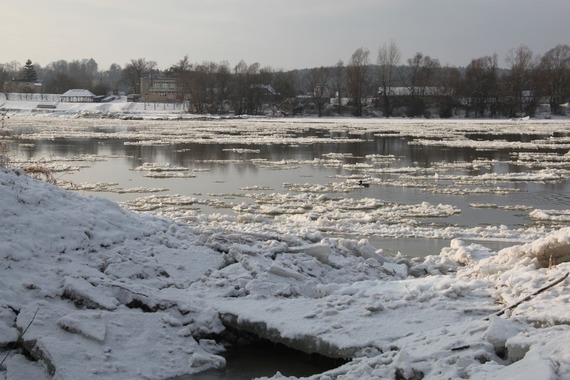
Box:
173;340;346;380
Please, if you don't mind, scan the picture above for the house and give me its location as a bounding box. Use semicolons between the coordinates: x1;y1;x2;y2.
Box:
140;77;180;102
60;89;96;103
378;86;441;96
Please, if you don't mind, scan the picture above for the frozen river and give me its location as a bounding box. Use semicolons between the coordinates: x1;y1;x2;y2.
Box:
3;115;570;380
10;116;570;257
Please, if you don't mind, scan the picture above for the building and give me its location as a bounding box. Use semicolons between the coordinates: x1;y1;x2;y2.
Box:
60;89;96;103
140;77;179;102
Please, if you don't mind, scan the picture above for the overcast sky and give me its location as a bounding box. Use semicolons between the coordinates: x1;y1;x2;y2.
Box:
2;0;568;71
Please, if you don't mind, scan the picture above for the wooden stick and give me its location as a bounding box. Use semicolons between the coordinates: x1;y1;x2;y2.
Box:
495;272;569;317
0;307;40;368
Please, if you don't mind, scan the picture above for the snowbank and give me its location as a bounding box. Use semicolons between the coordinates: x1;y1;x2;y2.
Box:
0;95;188;119
0;168;226;379
0;166;569;379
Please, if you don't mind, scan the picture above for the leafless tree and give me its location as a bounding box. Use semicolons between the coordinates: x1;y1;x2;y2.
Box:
167;55;194;105
406;52;424;98
435;66;461;117
189;63;209;113
0;64;13;97
216;61;231;113
404;52;441;116
202;61;220;113
232;60;249;114
539;44;570;115
308;66;331;117
346;47;370;116
328;60;345;115
377;39;401;117
231;61;268;115
505;45;536;116
122;58;157;94
104;63;123;95
462;54;500;117
271;69;299;115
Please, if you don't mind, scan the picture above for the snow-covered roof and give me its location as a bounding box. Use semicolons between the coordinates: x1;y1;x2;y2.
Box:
61;89;95;97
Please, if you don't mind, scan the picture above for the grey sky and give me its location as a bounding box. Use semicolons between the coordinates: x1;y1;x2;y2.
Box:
2;0;568;70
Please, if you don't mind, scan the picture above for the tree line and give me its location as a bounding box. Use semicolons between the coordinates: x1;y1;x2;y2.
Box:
1;42;569;118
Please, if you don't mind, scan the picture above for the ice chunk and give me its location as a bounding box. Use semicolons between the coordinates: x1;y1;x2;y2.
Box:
189;352;226;370
268;263;305;280
62;277;119;310
5;354;52;380
57;312;106;342
288;243;331;263
382;262;408;278
484;316;528;358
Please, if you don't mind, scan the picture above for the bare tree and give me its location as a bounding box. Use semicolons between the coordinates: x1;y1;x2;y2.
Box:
420;56;440;95
404;52;440;116
308;66;331;117
167;55;194;106
346;47;370;116
189;63;209;113
202;61;219;113
505;45;535;116
271;69;299;115
435;66;461;117
122;58;157;94
216;61;231;113
331;60;345;115
406;52;424;98
377;39;401;117
462;54;500;117
232;60;249;115
0;64;15;97
105;63;123;95
539;44;570;115
247;63;267;115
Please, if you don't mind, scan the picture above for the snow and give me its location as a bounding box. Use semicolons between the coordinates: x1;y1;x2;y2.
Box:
1;167;569;380
61;89;96;98
1;107;570;379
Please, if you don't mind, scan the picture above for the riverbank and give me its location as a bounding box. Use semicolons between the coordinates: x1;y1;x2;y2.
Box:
0;157;569;379
1;93;568;120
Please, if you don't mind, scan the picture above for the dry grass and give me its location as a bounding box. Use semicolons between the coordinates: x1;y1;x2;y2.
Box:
23;165;57;185
0;112;57;185
0;111;11;167
0;142;10;167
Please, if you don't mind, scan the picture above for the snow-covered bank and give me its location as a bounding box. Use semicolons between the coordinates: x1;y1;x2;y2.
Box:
0;168;227;379
0;95;189;119
1;94;568;120
1;162;569;379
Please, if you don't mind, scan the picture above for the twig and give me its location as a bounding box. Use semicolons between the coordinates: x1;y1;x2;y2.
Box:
494;272;569;317
0;307;40;368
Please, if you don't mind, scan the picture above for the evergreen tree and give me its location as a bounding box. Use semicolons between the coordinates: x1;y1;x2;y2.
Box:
22;59;38;82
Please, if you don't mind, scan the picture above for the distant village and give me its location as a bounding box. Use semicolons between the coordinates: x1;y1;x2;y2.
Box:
2;43;569;118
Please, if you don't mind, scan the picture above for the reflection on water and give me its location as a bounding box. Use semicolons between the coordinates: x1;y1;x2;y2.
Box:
364;236;517;258
14;124;570;257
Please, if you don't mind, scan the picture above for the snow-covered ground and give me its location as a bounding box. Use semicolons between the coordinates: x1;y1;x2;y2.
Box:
1;105;570;379
1;94;188;118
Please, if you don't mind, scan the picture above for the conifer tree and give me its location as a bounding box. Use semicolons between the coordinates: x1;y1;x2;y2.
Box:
22;59;38;82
